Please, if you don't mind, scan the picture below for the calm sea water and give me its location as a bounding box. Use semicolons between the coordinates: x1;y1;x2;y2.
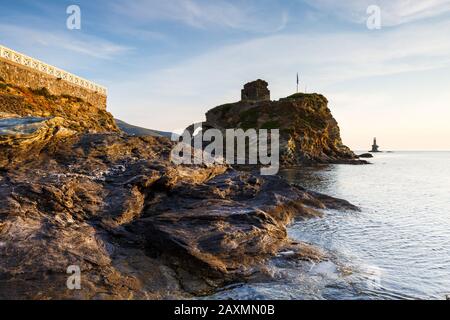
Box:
209;152;450;300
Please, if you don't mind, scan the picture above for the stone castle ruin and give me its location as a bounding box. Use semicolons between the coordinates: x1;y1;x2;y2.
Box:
241;79;271;102
0;45;107;109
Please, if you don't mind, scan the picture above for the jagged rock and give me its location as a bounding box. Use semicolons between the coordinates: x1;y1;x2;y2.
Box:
0;80;118;133
0;123;358;299
0;81;360;299
358;153;374;158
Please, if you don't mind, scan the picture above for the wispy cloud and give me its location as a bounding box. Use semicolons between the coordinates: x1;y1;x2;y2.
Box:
1;0;449;149
109;18;450;143
304;0;450;26
0;24;132;61
111;0;289;32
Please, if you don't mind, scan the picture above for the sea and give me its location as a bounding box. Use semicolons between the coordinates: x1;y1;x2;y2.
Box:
208;152;450;300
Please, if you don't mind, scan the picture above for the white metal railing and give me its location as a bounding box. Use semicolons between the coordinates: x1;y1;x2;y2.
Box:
0;45;107;95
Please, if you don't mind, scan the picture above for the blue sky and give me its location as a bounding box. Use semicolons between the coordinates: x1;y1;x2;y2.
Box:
1;0;450;150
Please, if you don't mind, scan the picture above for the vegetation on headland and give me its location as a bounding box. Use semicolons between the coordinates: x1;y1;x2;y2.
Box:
204;92;362;165
0;80;118;132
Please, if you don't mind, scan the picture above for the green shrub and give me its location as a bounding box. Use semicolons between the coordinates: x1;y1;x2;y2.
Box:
240;108;260;130
284;93;328;105
286;93;308;100
61;94;84;103
217;103;234;113
29;87;56;99
261;120;280;130
0;83;7;90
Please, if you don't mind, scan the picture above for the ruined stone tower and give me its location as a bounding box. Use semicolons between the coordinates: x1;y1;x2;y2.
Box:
241;79;270;102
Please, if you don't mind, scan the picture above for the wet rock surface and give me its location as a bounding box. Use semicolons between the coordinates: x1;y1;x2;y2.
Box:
0;82;359;299
0;127;359;299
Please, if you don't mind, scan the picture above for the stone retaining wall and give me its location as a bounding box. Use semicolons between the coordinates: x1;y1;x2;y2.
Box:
0;57;107;110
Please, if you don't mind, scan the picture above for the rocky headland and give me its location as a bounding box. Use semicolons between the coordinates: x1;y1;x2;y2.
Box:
199;81;366;166
0;77;359;299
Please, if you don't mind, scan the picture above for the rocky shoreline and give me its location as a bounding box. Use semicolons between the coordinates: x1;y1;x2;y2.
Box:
0;117;358;299
0;79;361;299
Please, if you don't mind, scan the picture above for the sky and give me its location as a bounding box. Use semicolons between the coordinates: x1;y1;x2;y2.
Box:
1;0;450;150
